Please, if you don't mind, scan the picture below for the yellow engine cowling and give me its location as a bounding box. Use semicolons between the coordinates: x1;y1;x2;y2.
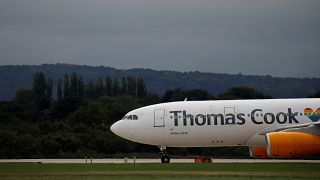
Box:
266;132;320;158
249;146;268;159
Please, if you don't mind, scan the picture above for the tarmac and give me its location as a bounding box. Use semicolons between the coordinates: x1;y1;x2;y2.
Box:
1;159;320;163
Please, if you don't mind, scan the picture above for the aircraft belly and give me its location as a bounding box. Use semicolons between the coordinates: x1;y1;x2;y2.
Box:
159;125;252;147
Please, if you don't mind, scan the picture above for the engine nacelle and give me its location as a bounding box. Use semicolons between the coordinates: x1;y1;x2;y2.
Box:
266;132;320;158
249;146;268;158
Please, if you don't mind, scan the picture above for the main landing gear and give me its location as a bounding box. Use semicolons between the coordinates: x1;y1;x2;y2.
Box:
159;145;170;163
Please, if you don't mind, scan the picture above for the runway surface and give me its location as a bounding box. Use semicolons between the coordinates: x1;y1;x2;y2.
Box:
1;159;320;163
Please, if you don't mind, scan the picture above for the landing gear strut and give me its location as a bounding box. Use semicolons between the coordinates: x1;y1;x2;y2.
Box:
159;146;170;163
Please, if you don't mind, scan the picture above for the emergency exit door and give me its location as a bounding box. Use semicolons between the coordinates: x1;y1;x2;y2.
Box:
224;107;235;116
224;106;236;125
154;109;165;127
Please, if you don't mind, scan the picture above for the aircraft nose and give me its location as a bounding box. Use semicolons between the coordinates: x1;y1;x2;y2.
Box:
110;121;121;136
110;120;134;141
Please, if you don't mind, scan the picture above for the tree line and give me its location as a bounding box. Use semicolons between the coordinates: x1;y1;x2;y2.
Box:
57;73;147;99
0;72;319;158
29;72;147;108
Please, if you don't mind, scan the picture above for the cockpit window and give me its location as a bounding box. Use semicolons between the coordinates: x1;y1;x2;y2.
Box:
133;115;138;120
122;115;138;120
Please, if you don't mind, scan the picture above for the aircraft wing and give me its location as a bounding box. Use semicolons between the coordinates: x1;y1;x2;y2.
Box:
258;122;320;135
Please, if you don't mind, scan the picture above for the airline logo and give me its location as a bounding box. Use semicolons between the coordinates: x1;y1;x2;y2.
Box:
170;108;299;126
304;108;320;122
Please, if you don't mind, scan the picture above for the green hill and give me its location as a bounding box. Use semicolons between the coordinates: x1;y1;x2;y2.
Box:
0;63;319;100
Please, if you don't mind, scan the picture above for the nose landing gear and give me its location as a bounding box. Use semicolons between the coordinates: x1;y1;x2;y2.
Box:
159;145;170;163
161;155;170;163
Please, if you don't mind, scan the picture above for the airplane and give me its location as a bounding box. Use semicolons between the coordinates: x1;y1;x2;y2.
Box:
110;98;320;163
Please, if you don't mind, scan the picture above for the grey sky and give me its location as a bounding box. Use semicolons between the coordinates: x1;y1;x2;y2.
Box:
0;0;319;77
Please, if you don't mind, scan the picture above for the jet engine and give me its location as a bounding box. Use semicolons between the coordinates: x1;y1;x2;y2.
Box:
249;146;268;159
249;146;268;158
266;132;320;158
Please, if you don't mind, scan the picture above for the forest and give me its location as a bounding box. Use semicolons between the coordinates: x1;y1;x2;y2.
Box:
0;72;319;158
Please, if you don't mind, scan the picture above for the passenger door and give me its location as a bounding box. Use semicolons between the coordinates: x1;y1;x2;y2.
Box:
154;109;165;127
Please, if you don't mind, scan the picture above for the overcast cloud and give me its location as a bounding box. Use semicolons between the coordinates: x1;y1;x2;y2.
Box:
0;0;319;77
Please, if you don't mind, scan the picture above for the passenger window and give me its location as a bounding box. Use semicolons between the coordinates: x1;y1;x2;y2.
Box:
133;115;138;120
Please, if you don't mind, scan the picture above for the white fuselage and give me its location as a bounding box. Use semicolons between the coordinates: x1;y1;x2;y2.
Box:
110;99;319;147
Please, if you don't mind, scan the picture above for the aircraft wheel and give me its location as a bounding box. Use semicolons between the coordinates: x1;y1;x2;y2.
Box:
161;155;170;163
